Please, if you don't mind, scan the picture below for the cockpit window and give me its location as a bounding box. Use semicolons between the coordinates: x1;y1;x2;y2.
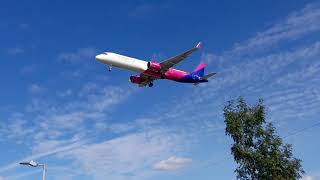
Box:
104;52;108;55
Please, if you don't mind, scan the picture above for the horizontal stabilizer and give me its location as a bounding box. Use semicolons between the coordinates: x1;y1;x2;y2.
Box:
201;72;216;80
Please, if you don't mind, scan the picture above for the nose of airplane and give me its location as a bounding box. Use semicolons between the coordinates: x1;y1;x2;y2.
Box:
95;54;104;62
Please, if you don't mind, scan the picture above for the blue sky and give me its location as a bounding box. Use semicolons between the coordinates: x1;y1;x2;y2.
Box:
0;0;320;179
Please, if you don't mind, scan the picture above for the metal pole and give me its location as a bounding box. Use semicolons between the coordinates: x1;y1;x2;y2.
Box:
39;164;46;180
43;164;46;180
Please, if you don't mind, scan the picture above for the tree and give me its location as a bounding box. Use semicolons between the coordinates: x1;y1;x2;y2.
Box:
223;97;304;180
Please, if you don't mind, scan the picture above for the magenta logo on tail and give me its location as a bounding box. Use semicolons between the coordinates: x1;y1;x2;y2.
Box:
192;63;206;77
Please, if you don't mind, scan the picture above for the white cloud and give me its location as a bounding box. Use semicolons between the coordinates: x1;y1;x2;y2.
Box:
200;52;217;64
196;42;320;123
57;47;97;64
301;175;315;180
275;57;320;86
0;140;87;173
153;156;192;171
3;169;41;180
129;4;157;18
206;41;320;93
0;82;136;176
60;129;183;180
0;113;36;143
19;23;30;30
28;84;46;94
20;64;38;74
29;84;132;138
87;86;134;112
7;47;25;55
151;52;167;61
57;89;73;97
109;122;135;133
231;3;320;55
32;139;74;155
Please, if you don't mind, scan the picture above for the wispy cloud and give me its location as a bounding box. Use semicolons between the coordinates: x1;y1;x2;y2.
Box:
18;23;30;30
130;3;156;17
301;175;317;180
28;84;46;94
57;47;97;64
6;47;25;55
20;64;39;75
153;156;192;171
59;129;184;180
57;89;73;97
204;3;320;70
0;113;36;144
3;168;41;180
0;139;87;173
179;3;320;129
0;82;136;175
230;3;320;56
129;3;162;19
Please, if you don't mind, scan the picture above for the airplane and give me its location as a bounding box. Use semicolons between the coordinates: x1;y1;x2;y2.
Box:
95;42;216;87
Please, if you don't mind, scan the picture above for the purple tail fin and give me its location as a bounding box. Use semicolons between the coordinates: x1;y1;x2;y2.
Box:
191;63;206;77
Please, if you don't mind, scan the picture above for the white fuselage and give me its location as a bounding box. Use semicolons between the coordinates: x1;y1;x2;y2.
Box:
95;52;148;73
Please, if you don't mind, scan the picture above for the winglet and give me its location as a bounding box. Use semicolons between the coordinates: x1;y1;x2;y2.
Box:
196;42;202;49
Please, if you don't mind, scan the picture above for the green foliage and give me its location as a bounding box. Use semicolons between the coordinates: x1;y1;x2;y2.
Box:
224;97;304;180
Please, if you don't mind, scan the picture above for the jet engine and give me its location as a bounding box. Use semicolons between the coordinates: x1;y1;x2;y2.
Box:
147;61;161;72
129;75;142;84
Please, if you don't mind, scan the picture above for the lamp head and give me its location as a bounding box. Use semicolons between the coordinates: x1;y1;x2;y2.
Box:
20;160;38;167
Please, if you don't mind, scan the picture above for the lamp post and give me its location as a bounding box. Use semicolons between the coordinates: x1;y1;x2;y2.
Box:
20;160;46;180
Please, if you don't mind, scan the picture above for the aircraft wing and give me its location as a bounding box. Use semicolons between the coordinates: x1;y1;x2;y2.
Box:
159;42;201;72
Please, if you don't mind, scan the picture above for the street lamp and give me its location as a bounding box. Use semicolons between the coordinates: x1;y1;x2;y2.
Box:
20;160;46;180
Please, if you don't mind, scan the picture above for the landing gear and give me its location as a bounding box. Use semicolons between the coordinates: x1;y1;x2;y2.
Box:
148;82;154;87
108;65;112;72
